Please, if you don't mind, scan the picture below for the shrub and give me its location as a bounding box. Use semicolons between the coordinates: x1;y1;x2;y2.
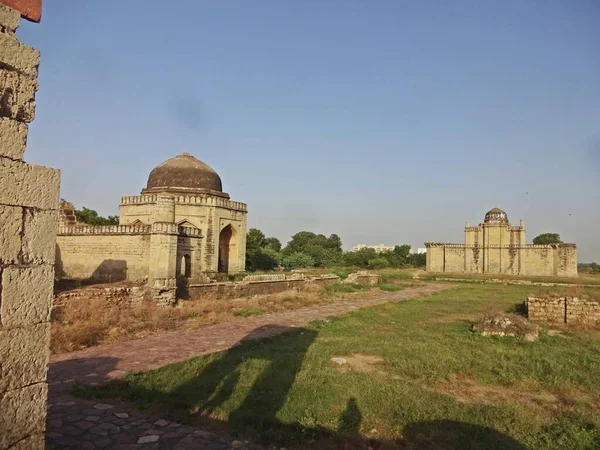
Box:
282;252;316;270
368;258;390;269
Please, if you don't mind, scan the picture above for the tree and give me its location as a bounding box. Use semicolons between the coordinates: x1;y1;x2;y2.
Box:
282;252;315;270
368;258;389;269
75;207;118;225
245;228;283;271
264;237;282;252
408;252;426;268
249;247;280;271
282;231;343;267
532;233;562;245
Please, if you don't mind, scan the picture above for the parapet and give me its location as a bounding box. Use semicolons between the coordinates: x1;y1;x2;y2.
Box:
57;225;151;235
120;194;247;212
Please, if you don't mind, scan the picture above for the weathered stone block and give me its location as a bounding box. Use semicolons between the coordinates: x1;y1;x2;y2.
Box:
1;265;52;326
0;68;38;122
0;34;40;77
0;205;22;264
0;157;60;209
22;208;57;264
0;383;47;449
0;323;50;393
6;433;45;450
0;3;20;32
0;117;27;160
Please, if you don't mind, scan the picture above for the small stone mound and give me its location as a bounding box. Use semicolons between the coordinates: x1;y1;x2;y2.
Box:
472;314;539;341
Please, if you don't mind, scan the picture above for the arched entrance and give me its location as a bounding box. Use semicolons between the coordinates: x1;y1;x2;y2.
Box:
218;224;237;273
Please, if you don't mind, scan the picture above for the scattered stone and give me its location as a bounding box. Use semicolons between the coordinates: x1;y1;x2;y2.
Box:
231;440;244;449
93;403;114;410
473;314;539;341
330;357;347;365
138;434;160;444
115;413;129;419
154;419;170;426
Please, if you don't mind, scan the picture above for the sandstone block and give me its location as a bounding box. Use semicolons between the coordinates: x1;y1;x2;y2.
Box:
0;157;60;209
6;433;45;450
0;117;27;160
0;383;47;449
22;208;57;264
0;34;40;77
1;265;52;326
0;67;38;122
0;205;22;264
0;323;50;393
0;3;20;32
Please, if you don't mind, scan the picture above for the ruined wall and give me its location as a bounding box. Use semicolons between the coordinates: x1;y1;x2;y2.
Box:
527;296;600;326
0;4;58;448
56;226;151;282
187;275;339;301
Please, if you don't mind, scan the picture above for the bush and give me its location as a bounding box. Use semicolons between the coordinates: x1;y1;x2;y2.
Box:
368;258;390;269
282;252;316;270
249;248;281;271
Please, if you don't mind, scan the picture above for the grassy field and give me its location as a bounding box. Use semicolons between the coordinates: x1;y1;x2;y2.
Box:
78;284;600;449
418;271;600;286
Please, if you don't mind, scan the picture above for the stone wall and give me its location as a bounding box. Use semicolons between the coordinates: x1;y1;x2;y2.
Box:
54;286;147;309
526;296;600;326
56;226;152;282
186;274;340;301
0;3;58;449
426;243;577;277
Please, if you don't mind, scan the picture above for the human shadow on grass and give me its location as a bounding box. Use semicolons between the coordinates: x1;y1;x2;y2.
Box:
85;326;531;449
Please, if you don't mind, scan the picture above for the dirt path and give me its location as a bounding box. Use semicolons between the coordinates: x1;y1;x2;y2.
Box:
46;283;451;449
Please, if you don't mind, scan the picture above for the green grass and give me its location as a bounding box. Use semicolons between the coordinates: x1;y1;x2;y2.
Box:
322;283;371;294
79;284;600;449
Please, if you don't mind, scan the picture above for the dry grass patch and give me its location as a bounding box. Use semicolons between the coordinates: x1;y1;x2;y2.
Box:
51;283;394;354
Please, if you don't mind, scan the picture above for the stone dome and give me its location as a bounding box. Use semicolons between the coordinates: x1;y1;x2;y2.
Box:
142;153;229;198
484;207;509;224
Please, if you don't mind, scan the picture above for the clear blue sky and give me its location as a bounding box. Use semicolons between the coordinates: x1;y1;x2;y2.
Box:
18;0;600;261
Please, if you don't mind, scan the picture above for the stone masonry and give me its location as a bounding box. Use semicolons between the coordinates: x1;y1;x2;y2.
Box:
527;296;600;326
0;2;60;449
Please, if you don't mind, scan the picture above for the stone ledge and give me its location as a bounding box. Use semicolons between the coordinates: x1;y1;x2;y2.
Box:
0;323;50;393
0;117;27;160
0;157;60;209
0;204;22;264
0;382;47;449
0;265;52;327
0;34;40;77
0;67;38;122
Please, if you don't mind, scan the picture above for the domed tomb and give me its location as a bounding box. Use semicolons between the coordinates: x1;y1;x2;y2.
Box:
484;207;509;225
142;153;229;198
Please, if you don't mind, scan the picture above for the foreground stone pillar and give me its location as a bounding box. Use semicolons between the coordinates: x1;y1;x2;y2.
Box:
0;2;59;449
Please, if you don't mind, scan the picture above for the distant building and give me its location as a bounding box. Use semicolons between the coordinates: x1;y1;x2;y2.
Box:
353;243;395;253
425;207;577;277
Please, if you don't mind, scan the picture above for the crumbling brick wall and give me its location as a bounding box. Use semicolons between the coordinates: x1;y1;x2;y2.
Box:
0;3;59;449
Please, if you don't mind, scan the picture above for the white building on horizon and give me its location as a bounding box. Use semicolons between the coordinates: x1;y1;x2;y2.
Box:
352;243;395;253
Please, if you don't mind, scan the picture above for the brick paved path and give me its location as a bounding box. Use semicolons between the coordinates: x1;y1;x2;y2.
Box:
46;283;450;449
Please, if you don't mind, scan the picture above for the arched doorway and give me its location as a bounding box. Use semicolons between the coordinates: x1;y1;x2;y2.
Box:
218;224;237;273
